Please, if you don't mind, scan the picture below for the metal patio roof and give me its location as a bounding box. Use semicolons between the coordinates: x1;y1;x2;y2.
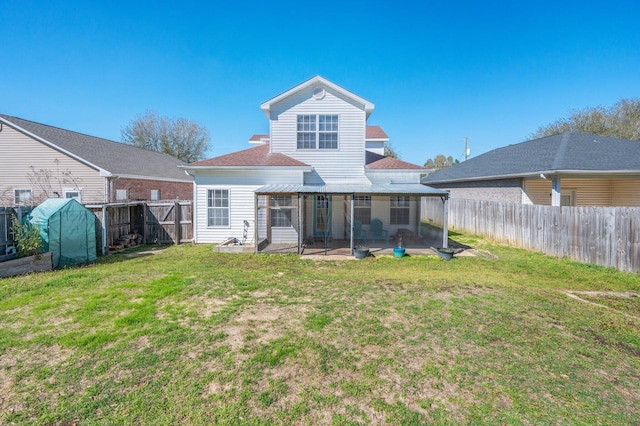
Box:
255;183;448;196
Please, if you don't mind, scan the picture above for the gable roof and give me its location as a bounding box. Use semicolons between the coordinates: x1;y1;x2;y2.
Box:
365;151;425;170
422;132;640;184
0;114;191;182
260;76;375;118
183;143;311;169
366;126;389;140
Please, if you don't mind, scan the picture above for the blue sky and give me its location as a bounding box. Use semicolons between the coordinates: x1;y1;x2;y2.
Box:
2;0;639;164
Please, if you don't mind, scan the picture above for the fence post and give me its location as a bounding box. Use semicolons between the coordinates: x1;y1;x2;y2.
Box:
174;201;180;245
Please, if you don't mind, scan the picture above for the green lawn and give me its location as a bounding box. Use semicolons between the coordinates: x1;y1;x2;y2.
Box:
1;235;639;425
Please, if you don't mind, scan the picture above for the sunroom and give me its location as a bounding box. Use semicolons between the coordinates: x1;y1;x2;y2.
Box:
253;183;449;256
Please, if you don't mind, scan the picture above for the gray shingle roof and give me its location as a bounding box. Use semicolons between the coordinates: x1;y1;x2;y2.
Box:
422;132;640;184
0;114;191;181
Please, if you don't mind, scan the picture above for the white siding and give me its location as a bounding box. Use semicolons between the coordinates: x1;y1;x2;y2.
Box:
366;171;422;184
269;84;368;183
0;126;105;205
192;169;302;244
365;142;384;155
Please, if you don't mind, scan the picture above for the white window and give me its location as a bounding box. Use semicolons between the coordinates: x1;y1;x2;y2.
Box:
208;189;229;227
116;189;127;201
353;195;371;225
297;115;338;150
63;189;82;202
151;190;161;201
14;189;32;206
390;196;410;225
270;195;292;228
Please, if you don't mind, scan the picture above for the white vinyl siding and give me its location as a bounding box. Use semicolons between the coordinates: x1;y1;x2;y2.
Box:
269;85;368;184
0;125;105;204
193;169;304;244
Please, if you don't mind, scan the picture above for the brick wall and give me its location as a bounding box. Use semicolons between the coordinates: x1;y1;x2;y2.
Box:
111;178;192;202
428;178;524;204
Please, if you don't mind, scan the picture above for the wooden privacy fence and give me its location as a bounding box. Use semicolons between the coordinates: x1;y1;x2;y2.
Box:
423;198;640;273
0;208;14;255
88;201;192;253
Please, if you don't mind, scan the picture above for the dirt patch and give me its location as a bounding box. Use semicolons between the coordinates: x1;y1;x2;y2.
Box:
563;291;640;320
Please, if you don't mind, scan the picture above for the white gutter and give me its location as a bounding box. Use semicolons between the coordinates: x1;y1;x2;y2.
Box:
179;165;313;172
424;169;640;185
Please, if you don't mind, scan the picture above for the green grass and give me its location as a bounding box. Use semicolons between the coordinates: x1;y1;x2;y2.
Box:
1;236;639;425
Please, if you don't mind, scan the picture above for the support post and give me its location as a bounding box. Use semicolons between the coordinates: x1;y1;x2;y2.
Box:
254;193;259;254
298;194;303;254
551;177;561;206
350;194;354;253
442;195;449;249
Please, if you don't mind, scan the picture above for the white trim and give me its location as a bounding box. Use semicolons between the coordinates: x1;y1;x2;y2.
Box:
207;188;231;228
260;76;375;118
179;165;313;172
424;169;640;185
111;173;192;183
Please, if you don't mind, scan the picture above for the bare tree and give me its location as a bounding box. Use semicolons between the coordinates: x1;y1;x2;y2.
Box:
121;110;210;162
384;142;401;159
531;98;640;140
424;154;458;171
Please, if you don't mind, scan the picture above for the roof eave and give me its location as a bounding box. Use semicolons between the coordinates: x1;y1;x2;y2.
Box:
179;165;313;172
0;116;110;176
423;169;640;184
260;76;375;118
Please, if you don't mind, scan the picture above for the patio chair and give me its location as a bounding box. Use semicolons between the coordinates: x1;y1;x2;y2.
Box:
369;219;389;245
349;219;367;245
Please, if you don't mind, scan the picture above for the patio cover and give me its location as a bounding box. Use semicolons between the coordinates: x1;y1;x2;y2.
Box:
254;183;449;254
255;183;449;196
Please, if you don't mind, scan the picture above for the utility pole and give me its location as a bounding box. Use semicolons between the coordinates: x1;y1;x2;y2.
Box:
464;137;471;161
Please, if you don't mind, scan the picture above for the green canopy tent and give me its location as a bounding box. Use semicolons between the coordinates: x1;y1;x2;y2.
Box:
29;198;97;268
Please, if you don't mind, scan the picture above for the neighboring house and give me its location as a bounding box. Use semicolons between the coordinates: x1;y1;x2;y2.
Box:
421;132;640;207
181;76;448;252
0;114;193;206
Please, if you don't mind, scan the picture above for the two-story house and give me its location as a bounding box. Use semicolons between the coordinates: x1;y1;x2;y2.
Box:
181;76;448;253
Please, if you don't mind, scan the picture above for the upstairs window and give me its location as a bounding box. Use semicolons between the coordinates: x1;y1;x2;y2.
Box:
297;115;338;150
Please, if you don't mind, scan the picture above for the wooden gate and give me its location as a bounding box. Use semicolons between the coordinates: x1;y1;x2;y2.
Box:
145;202;192;244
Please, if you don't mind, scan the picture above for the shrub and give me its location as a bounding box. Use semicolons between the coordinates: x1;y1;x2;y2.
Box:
11;215;43;258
